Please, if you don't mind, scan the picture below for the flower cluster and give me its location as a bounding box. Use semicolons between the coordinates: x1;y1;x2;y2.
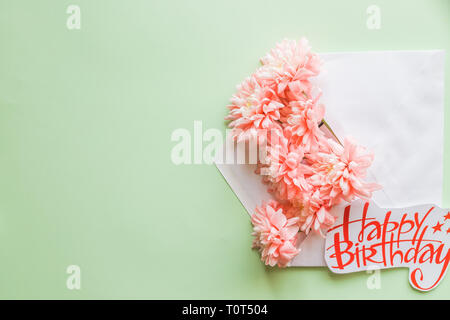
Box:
226;38;381;267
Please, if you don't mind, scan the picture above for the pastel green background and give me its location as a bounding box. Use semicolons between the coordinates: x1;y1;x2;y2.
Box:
0;0;448;299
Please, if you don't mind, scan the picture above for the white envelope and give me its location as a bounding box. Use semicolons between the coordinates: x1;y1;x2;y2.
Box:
215;50;445;267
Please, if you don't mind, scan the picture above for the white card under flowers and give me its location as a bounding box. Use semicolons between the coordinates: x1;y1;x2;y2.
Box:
215;50;445;267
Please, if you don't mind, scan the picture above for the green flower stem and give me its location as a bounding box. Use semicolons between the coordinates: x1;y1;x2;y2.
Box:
319;119;342;146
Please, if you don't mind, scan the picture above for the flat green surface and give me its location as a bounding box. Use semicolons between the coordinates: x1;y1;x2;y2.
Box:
0;0;448;299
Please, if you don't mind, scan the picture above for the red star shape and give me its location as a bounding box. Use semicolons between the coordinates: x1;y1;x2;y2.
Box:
444;212;450;221
447;228;450;234
432;221;444;233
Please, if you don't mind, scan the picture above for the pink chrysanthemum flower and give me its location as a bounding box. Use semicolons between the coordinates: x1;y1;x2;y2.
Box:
283;98;326;154
226;76;284;142
256;38;322;100
255;199;299;219
256;129;290;180
284;185;336;235
307;137;382;204
295;199;336;236
300;206;336;236
270;150;312;201
251;201;300;267
258;131;313;201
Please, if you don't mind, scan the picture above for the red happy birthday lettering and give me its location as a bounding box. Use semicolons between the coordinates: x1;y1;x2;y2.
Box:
410;245;450;291
330;232;354;269
327;204;450;290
